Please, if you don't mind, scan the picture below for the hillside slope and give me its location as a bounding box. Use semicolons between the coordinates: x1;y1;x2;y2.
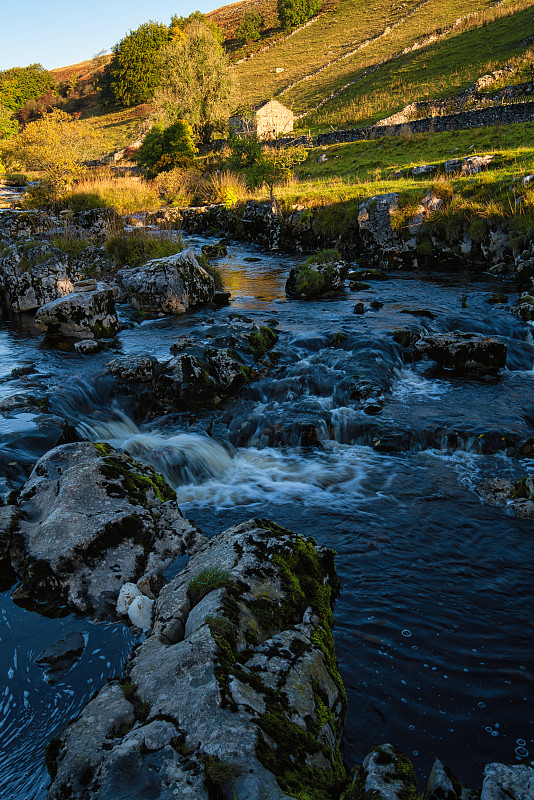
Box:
230;0;534;131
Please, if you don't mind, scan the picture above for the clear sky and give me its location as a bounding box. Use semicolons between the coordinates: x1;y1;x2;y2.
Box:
1;0;220;71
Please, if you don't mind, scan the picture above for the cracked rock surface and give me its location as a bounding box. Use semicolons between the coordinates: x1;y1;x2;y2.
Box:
8;441;205;616
47;519;345;800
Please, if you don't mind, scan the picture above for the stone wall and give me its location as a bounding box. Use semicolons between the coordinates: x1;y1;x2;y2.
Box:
314;101;534;145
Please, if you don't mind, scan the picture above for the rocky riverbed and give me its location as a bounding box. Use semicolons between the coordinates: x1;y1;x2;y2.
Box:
0;206;532;799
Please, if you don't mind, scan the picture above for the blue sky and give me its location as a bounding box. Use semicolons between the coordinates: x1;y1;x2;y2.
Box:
1;0;218;71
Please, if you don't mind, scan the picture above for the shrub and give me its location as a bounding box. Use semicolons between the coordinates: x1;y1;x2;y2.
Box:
14;109;102;198
154;167;206;205
277;0;321;31
136;120;197;177
237;11;264;43
105;231;182;269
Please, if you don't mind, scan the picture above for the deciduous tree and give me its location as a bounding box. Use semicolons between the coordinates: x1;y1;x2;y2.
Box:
16;109;101;192
101;21;171;107
152;19;234;144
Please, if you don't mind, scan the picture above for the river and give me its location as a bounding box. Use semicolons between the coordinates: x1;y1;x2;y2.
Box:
0;224;532;798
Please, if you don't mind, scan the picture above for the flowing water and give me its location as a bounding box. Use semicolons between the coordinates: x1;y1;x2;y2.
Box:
0;226;533;797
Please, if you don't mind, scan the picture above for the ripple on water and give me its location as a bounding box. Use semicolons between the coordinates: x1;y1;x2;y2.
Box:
0;602;136;800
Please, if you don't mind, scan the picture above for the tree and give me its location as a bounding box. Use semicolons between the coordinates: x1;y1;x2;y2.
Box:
236;11;264;43
136;120;197;176
152;19;234;144
0;104;18;139
0;64;55;113
277;0;321;31
229;134;307;200
15;109;101;193
101;21;171;107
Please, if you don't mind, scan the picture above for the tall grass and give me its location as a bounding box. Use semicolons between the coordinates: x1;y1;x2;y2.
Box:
60;168;160;214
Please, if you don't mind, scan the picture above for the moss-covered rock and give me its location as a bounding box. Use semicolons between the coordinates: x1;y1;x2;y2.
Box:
9;441;205;616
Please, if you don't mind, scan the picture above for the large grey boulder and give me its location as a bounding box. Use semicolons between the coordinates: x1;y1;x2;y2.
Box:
0;239;84;312
481;763;534;800
116;248;214;315
477;474;534;520
10;441;205;615
106;322;278;414
33;283;120;339
47;519;346;800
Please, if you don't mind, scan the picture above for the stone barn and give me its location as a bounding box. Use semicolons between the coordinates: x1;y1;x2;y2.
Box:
254;100;294;139
230;100;294;140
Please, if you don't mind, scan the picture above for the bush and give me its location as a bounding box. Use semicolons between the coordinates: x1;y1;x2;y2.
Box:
237;11;264;43
154;167;206;205
105;230;183;269
277;0;321;31
137;120;197;177
15;109;102;198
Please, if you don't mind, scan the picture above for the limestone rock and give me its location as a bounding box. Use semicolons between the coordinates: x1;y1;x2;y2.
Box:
425;759;463;800
116;248;214;316
0;240;83;312
461;155;494;175
414;333;507;372
481;763;534;800
10;441;205;616
74;338;101;354
128;595;154;631
35;631;85;682
285;259;348;299
47;519;344;800
34;284;120;340
476;478;515;505
354;744;419;800
117;582;143;615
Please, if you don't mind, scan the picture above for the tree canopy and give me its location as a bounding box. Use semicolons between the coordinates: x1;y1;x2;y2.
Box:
15;109;101;192
0;64;55;113
236;11;264;43
101;21;171;107
277;0;321;31
152;19;234;144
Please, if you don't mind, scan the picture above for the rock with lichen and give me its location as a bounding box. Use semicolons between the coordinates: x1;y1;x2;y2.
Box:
34;283;121;339
46;518;346;800
116;248;214;316
9;441;205;616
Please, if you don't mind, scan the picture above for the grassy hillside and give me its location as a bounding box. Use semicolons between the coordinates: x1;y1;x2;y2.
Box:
231;0;534;131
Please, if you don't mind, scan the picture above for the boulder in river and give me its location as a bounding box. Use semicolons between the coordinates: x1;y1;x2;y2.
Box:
414;332;507;373
285;252;348;299
116;248;214;316
46;518;346;800
33;283;120;339
10;441;206;616
477;474;534;520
